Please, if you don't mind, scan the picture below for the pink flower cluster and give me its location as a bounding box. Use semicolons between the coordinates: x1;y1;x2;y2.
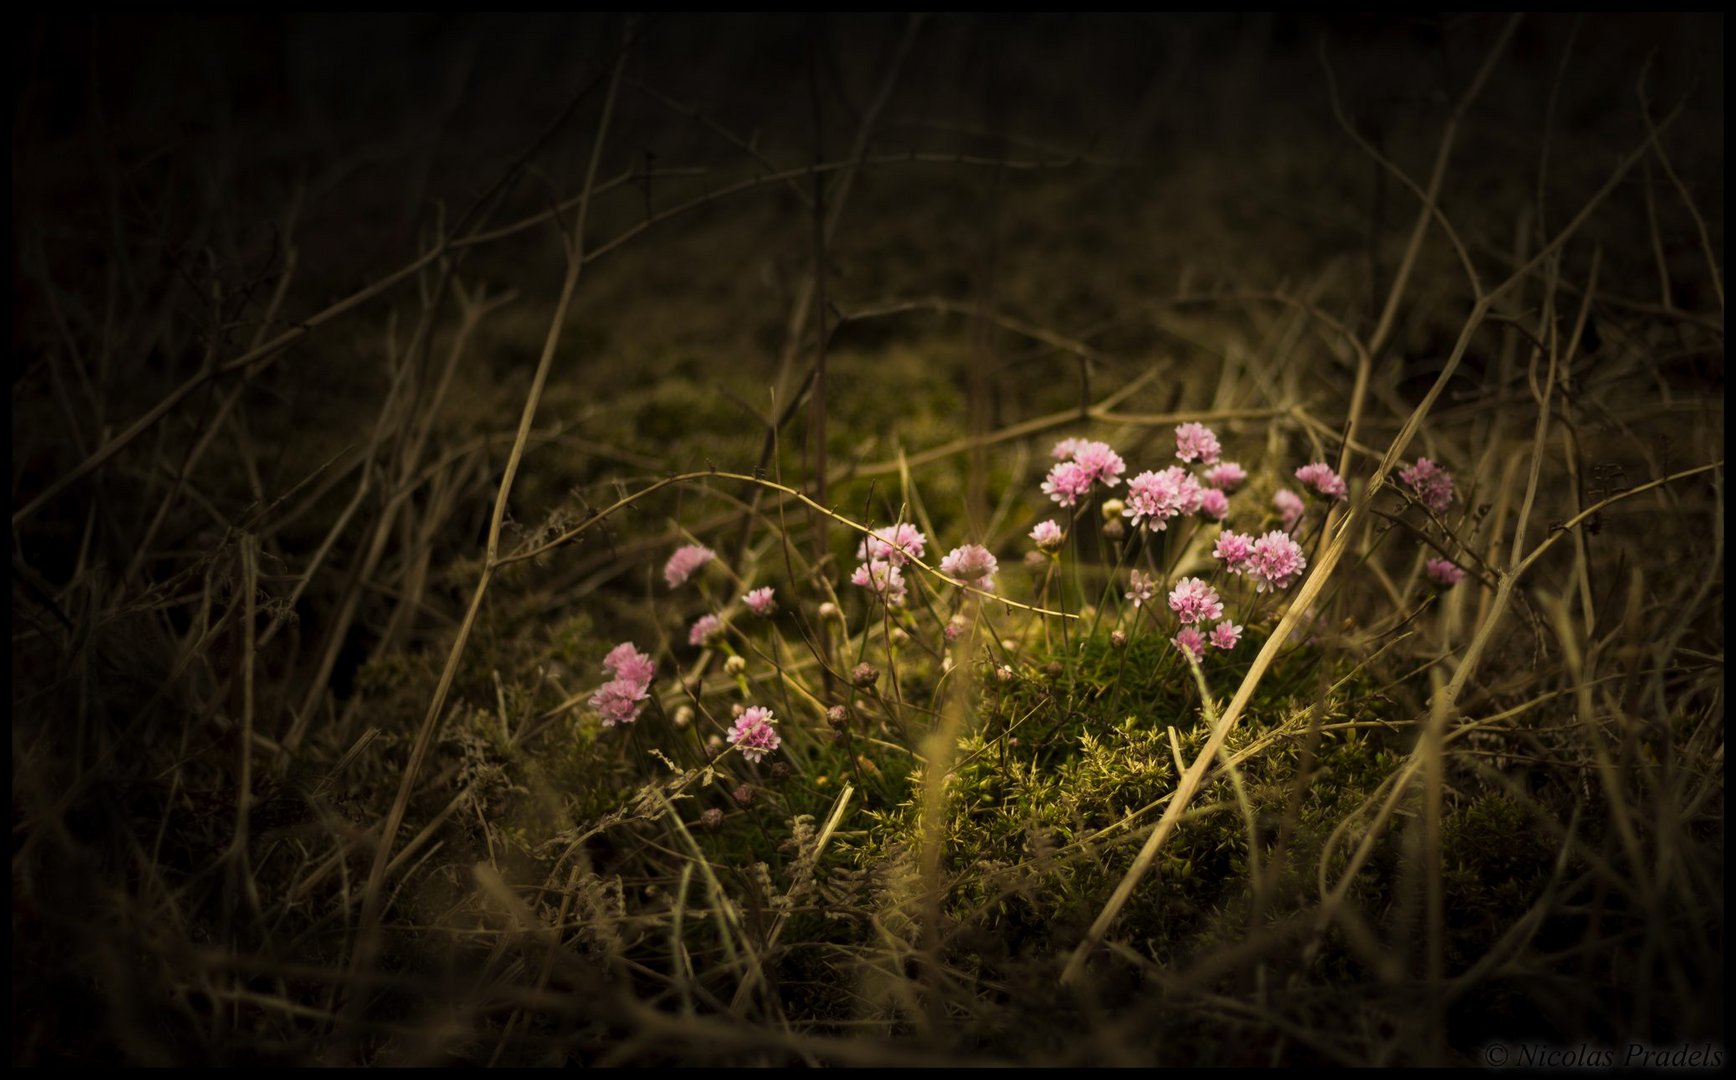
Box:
1167;577;1224;624
851;523;926;608
1425;558;1465;588
1203;461;1247;491
850;558;908;607
743;586;777;616
1029;519;1065;553
727;705;782;763
590;642;656;727
940;544;998;593
857;523;927;565
688;613;722;646
1399;457;1455;514
664;543;714;588
1173;619;1244;661
1174;422;1222;465
1295;462;1348;502
1123;466;1204;531
1043;439;1125;507
1126;569;1158;607
1274;489;1305;532
1215;529;1307;593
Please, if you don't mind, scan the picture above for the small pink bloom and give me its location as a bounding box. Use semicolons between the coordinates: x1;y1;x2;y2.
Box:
1208;621;1243;651
850;559;908;607
664;543;715;588
1203;461;1247;492
939;543;999;593
1029;519;1066;553
1399;458;1455;515
1295;462;1348;502
1425;558;1465;588
688;613;722;646
1051;437;1088;460
857;523;927;566
1197;488;1230;521
1123;466;1204;531
1070;441;1126;487
743;586;777;616
602;642;656;688
1168;577;1225;625
1172;626;1206;662
1274;488;1305;532
727;705;782;764
1214;530;1256;573
1041;460;1093;507
1174;422;1222;465
590;677;649;727
1126;569;1158;608
1248;530;1307;593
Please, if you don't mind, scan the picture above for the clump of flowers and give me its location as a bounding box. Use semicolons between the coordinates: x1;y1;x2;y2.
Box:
857;523;927;566
850;558;908;607
1029;519;1065;553
590;641;656;726
1214;529;1255;573
1123;466;1203;530
727;705;782;763
1203;461;1247;491
1400;457;1455;514
1209;620;1242;650
940;544;998;593
1426;558;1465;588
1198;488;1230;521
1043;438;1124;506
1168;577;1224;625
1174;422;1222;465
664;543;715;588
1172;625;1206;662
1126;569;1158;608
688;613;722;646
1274;488;1305;532
1295;462;1348;502
743;586;777;616
1248;530;1308;593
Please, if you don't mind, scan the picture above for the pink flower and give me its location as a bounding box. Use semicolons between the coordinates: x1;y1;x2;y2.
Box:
602;641;656;687
850;559;907;607
1274;488;1305;532
939;544;998;593
1029;519;1065;553
1126;569;1158;608
1051;437;1088;460
1214;529;1256;573
1425;558;1465;588
1041;460;1093;507
1399;458;1455;515
1172;626;1206;662
1174;422;1222;465
1203;461;1247;492
1168;577;1224;625
1295;462;1348;502
664;543;715;588
1070;441;1126;487
1208;621;1243;651
1198;488;1230;521
687;613;722;646
727;705;782;763
1248;530;1307;593
590;677;649;727
1123;466;1203;530
857;523;927;566
743;586;777;616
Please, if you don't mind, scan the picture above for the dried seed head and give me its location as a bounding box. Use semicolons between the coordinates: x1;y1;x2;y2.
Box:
700;808;724;830
732;784;754;807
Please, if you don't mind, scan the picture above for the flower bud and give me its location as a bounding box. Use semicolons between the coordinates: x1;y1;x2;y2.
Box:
673;705;694;728
827;705;849;728
852;662;880;689
818;602;839;620
724;655;747;676
732;784;754;807
1100;498;1125;521
995;664;1016;684
1102;518;1126;541
700;808;724;830
1044;660;1065;680
1110;629;1127;648
769;761;791;782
